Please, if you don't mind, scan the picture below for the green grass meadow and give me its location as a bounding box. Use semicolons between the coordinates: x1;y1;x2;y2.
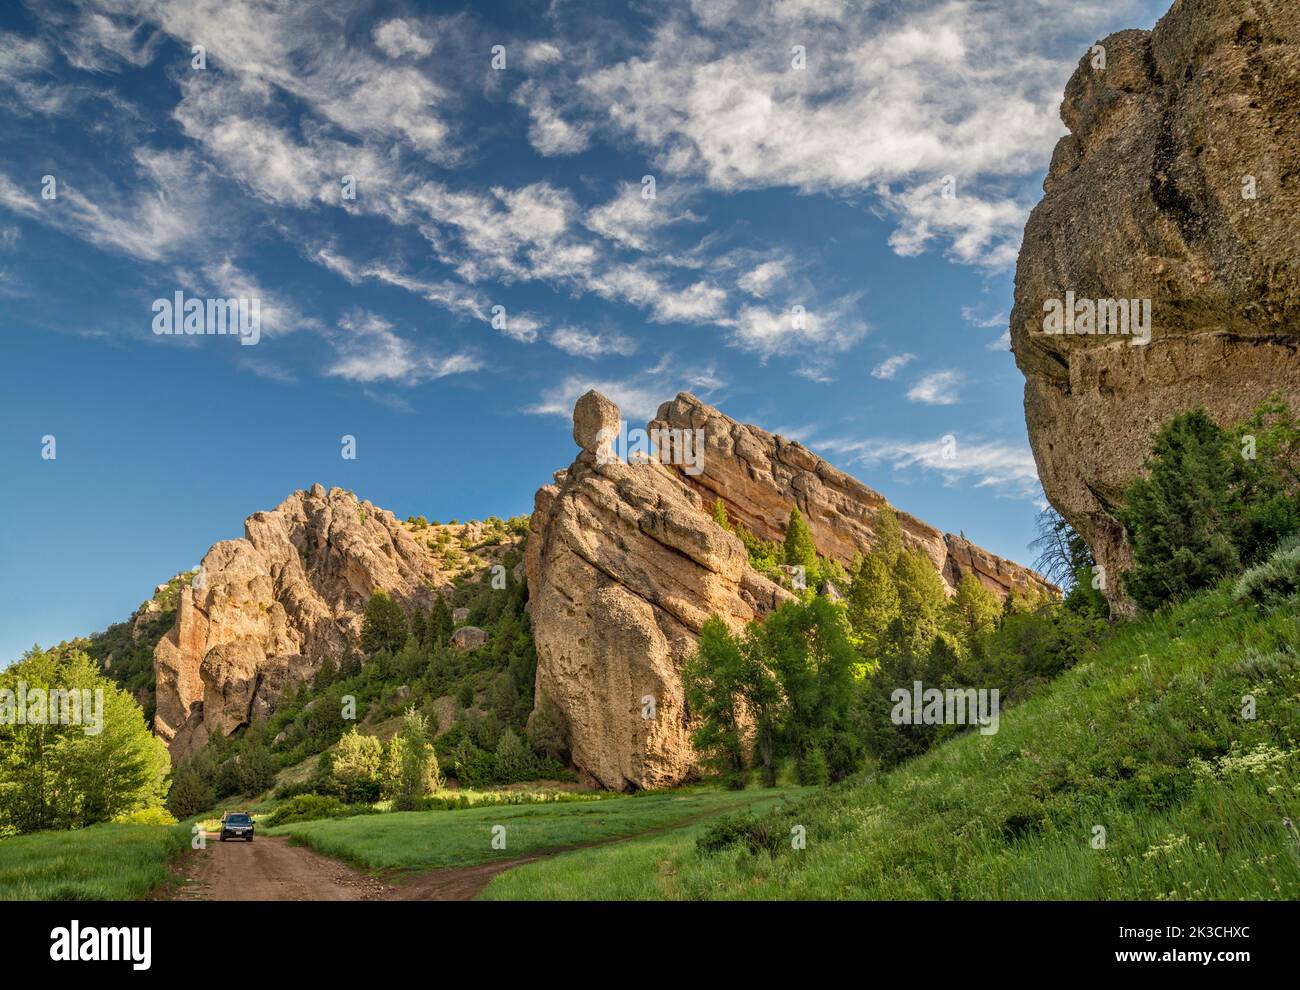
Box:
0;822;187;900
267;786;810;874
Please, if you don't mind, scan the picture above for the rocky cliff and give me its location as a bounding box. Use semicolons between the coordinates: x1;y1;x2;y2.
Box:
1011;0;1300;612
650;392;1057;600
527;390;1053;790
525;391;793;791
154;485;449;762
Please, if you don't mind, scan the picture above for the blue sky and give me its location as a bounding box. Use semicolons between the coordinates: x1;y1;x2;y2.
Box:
0;0;1169;664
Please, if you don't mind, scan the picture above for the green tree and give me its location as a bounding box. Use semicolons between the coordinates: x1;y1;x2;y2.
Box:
891;549;949;657
757;597;865;783
361;589;409;657
945;572;1001;651
0;648;171;833
1228;395;1300;565
712;497;734;532
166;766;214;820
390;706;440;810
426;596;453;648
526;697;569;763
682;617;751;789
845;551;901;658
1118;409;1240;611
236;736;277;797
332;726;383;802
873;506;904;567
783;505;818;571
313;655;338;690
494;728;532;783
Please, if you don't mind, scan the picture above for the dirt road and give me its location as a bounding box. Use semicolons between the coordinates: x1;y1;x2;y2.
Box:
172;832;542;902
173;833;389;901
173;816;706;901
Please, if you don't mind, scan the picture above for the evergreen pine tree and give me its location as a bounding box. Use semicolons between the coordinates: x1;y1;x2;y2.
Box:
783;505;818;570
1118;409;1239;610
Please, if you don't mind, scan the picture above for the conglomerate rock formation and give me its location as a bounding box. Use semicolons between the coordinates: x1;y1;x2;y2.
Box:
527;390;1054;789
1010;0;1300;613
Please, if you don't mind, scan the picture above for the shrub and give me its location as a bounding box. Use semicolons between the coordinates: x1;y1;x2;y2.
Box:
113;806;178;825
695;813;784;857
262;794;357;827
331;727;384;803
1233;535;1300;608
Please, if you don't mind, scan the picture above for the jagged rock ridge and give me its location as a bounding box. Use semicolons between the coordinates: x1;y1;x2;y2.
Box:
650;393;1057;600
154;484;449;762
527;391;1054;790
525;391;793;791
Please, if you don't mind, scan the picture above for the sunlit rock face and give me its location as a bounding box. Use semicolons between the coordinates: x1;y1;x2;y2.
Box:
1010;0;1300;613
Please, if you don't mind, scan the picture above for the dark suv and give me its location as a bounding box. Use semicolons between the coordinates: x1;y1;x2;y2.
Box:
219;811;255;842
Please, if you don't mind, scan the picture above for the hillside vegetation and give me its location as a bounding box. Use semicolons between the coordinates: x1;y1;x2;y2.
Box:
483;573;1300;899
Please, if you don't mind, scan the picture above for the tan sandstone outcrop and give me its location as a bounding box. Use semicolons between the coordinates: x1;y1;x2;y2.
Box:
154;485;448;762
1011;0;1300;613
528;391;1051;790
526;391;793;791
650;392;1056;599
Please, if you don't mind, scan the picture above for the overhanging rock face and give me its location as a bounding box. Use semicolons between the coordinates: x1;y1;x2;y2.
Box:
1010;0;1300;612
527;391;1054;791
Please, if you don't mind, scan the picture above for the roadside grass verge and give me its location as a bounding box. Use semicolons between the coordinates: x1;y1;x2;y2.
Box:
0;823;187;900
267;786;809;874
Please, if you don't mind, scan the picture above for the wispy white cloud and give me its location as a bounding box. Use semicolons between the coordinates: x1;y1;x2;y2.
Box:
549;325;638;359
818;433;1041;496
906;369;963;405
326;310;480;385
871;352;915;380
526;357;725;423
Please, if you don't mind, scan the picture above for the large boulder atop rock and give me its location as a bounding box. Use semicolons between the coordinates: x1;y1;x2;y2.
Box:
1010;0;1300;613
650;393;1055;599
527;391;793;791
153;484;448;762
572;388;620;454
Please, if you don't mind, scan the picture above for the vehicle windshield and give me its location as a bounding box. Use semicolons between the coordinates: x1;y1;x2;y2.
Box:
226;814;251;825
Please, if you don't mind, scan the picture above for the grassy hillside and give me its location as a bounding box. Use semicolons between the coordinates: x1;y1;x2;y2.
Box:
478;581;1300;899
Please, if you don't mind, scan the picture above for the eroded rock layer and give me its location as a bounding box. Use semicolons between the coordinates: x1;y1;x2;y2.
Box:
526;391;793;791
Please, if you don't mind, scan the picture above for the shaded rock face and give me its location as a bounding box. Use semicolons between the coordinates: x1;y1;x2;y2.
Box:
154;485;447;762
1011;0;1300;613
528;390;1050;791
650;393;1057;600
527;391;793;791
